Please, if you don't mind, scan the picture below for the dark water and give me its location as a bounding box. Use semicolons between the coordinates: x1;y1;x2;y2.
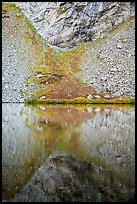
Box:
2;103;135;202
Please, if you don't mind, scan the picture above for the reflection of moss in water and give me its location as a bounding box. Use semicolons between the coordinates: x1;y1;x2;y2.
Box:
20;109;24;115
3;161;35;199
28;105;135;187
25;103;134;110
2;105;134;200
24;118;35;127
2;122;48;200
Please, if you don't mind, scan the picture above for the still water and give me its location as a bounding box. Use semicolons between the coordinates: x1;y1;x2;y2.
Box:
2;103;135;202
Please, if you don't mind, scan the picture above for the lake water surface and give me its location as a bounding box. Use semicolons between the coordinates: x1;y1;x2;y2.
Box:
2;103;135;202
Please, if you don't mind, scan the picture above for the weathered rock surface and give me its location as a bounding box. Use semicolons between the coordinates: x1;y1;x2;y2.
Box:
13;2;135;49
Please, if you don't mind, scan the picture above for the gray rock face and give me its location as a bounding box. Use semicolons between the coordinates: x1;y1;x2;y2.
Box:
13;2;135;48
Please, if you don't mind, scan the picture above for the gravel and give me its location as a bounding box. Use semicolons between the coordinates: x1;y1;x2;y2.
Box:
2;41;31;102
2;4;135;101
77;18;135;99
2;8;40;103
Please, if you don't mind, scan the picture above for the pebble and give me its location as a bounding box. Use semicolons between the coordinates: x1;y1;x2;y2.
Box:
104;95;110;98
95;95;101;98
87;94;93;99
110;68;117;72
116;43;123;49
36;74;43;78
40;96;46;99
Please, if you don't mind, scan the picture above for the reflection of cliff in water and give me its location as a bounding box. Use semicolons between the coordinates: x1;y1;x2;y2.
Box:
8;153;135;202
2;104;135;201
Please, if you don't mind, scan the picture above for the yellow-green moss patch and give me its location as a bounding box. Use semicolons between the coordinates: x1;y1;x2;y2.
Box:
24;97;135;104
2;3;16;11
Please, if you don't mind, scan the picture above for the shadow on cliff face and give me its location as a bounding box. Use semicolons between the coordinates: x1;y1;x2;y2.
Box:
8;153;134;202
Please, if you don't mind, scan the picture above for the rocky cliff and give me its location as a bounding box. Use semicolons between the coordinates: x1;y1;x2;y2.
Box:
12;2;135;49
